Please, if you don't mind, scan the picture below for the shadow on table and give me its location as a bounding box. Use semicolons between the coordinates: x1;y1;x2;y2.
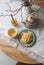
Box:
16;62;43;65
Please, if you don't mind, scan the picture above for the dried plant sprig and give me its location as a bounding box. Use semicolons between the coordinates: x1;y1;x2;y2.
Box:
6;0;22;4
5;9;17;13
0;4;23;17
0;0;33;17
12;5;23;15
0;14;10;17
6;0;15;4
6;3;23;13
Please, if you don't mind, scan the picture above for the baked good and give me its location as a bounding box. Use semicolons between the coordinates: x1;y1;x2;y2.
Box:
21;32;32;44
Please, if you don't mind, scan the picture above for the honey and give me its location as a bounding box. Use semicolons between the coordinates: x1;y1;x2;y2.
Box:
11;19;18;26
11;14;18;26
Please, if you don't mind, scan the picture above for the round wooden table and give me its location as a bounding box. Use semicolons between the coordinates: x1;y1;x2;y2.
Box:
0;40;43;65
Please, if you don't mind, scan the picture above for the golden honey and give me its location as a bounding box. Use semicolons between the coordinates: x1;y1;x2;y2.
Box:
11;19;18;26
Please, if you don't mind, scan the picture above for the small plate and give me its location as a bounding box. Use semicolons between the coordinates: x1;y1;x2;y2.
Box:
18;29;37;47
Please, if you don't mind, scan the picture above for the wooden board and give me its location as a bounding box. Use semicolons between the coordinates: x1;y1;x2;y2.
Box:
34;0;44;8
0;40;39;64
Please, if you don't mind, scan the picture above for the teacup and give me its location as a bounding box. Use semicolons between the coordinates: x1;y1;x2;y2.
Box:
8;28;17;38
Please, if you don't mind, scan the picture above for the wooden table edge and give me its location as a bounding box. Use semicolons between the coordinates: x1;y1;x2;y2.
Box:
0;40;39;64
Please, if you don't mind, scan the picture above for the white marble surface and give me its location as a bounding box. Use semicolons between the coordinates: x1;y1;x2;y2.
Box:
0;50;17;65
